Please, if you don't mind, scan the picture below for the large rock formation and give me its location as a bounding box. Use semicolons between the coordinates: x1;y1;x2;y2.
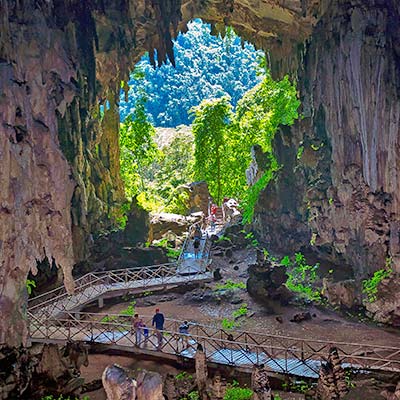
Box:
0;0;399;345
253;1;400;281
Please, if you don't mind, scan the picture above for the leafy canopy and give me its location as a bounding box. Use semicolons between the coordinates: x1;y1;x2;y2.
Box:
119;19;263;127
119;96;158;200
190;73;300;217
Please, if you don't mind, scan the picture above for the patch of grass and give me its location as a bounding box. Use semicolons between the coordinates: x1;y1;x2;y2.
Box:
221;318;236;330
215;279;246;291
224;381;253;400
101;301;136;323
221;304;248;330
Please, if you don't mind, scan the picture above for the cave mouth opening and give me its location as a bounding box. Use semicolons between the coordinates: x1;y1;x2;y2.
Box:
115;18;300;230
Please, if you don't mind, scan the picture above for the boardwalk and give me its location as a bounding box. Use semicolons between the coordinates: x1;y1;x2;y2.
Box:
29;311;400;378
28;221;400;378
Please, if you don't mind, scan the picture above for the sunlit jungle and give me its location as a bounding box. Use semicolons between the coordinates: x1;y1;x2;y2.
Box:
1;1;400;400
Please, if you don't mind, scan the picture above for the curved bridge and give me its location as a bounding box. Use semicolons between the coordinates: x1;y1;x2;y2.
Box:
28;226;400;378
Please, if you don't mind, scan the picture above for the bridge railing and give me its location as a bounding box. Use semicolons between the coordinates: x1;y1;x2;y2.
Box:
28;312;400;374
29;262;212;319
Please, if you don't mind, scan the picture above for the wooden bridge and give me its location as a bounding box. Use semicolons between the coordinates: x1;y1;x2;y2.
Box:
27;222;400;378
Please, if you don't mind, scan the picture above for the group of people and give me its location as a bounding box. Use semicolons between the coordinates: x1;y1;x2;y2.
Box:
132;308;191;350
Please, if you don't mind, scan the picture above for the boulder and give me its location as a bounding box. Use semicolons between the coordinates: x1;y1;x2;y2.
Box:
123;198;150;245
290;312;312;323
322;278;360;309
365;276;400;326
102;364;136;400
247;253;294;306
186;181;211;215
150;212;199;241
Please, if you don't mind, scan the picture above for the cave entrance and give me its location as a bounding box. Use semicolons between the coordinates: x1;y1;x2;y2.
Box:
116;19;300;229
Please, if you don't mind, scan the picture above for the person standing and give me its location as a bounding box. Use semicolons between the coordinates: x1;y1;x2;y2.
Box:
152;308;165;349
179;320;190;350
132;313;143;347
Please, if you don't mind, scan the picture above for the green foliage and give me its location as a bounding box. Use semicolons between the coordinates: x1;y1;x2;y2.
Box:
191;96;232;204
221;304;248;330
296;145;304;159
215;279;246;291
232;303;248;319
26;279;36;295
362;268;392;303
101;301;136;323
120;20;263;127
114;201;131;230
153;237;181;260
241;169;276;224
224;381;253;400
283;253;321;302
180;391;200;400
221;318;236;330
119;96;158;201
175;371;193;381
216;235;232;243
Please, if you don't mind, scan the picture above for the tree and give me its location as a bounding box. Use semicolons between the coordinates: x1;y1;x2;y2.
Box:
119;96;158;199
191;97;232;204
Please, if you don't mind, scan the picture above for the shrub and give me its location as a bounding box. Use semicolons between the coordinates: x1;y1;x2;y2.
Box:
215;279;246;291
362;268;392;303
283;252;321;302
224;381;253;400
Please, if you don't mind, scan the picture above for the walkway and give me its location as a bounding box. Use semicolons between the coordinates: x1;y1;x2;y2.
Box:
29;311;400;378
27;219;400;377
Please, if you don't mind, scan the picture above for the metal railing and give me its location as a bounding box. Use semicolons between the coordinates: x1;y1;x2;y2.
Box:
28;311;400;375
29;262;212;320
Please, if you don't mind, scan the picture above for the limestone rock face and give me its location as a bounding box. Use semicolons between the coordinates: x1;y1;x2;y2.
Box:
0;343;87;399
253;0;400;280
102;364;136;400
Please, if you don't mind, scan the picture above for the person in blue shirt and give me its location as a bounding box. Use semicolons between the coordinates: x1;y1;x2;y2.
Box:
152;308;165;349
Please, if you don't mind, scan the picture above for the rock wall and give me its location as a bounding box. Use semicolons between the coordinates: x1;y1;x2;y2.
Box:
253;0;400;279
0;0;183;345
